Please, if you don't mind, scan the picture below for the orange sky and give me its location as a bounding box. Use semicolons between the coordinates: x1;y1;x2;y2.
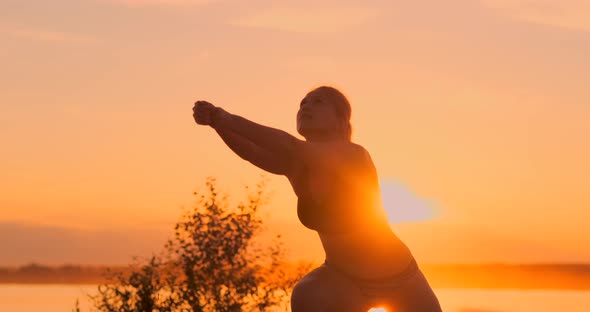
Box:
1;0;589;266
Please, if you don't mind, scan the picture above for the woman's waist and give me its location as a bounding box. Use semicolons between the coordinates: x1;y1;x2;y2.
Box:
325;256;420;286
319;229;414;279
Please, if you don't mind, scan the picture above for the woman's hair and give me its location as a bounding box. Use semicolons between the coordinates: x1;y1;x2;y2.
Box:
309;86;352;140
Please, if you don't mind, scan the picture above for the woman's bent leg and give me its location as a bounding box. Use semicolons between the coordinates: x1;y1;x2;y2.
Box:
291;262;369;312
375;268;442;312
395;269;442;312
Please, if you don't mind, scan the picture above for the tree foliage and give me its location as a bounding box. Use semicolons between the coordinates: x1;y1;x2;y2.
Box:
90;177;310;312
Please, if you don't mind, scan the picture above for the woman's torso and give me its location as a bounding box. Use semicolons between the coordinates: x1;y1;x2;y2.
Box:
287;141;414;279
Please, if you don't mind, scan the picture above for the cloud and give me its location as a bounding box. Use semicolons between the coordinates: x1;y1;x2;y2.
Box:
0;24;97;44
230;6;379;34
379;179;440;223
481;0;590;32
97;0;214;7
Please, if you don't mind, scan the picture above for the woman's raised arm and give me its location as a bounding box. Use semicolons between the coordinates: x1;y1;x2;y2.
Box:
193;100;302;175
212;106;302;159
213;126;292;175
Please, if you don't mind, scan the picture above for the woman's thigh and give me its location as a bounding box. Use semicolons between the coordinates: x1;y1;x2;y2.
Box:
369;269;442;312
291;263;370;312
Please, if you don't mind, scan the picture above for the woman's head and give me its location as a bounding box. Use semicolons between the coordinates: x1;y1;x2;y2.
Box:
296;86;352;141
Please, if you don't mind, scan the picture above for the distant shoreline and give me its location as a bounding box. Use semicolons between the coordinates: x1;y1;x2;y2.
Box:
2;263;589;290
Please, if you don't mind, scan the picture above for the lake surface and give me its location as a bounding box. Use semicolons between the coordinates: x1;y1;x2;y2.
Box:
1;285;589;311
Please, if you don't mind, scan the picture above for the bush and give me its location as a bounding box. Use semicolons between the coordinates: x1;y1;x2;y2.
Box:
89;177;310;312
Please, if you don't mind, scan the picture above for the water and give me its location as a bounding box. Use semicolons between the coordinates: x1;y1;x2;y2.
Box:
0;285;589;312
0;284;95;312
435;288;590;311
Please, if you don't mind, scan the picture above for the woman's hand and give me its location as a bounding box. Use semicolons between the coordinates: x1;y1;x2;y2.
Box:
193;100;232;128
193;100;217;126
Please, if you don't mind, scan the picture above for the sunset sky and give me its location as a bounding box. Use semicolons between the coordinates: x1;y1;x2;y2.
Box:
1;0;589;266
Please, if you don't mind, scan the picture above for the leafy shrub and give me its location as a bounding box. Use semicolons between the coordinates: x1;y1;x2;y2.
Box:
89;177;310;312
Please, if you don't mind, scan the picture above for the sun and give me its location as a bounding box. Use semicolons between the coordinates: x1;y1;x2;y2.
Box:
368;307;388;312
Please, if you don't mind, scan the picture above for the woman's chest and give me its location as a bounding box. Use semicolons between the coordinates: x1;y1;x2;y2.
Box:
287;162;339;199
287;141;363;199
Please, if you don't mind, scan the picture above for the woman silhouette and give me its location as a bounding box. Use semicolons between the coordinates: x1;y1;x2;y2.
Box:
193;86;442;312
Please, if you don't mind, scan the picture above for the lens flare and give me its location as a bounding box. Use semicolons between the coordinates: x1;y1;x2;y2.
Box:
379;179;438;223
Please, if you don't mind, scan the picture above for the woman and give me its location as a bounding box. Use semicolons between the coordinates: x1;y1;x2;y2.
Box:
192;86;442;312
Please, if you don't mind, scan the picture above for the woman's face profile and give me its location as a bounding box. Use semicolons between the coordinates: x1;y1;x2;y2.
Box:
296;90;343;140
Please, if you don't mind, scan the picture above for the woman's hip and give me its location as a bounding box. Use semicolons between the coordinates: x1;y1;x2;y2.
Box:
291;258;442;312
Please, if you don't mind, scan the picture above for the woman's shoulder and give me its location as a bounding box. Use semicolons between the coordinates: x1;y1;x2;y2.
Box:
294;140;371;169
297;140;367;152
348;142;370;157
293;139;350;153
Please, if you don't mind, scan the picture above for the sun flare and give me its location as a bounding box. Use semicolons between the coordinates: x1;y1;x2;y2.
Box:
379;179;438;223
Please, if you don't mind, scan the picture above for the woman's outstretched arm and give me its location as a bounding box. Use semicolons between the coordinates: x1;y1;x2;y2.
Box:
213;126;291;175
212;106;302;159
193;100;299;175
